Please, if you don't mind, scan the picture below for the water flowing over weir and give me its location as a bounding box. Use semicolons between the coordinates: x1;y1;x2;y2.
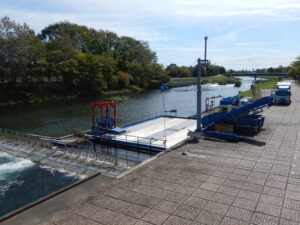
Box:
0;152;80;217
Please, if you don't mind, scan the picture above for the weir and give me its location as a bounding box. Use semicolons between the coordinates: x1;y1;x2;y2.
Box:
0;128;150;177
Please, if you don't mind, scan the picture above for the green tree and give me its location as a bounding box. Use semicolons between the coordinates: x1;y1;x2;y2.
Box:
167;66;192;78
146;63;169;88
97;55;117;89
0;16;43;86
74;53;105;94
128;62;144;86
0;17;177;103
289;56;300;80
117;71;130;88
207;64;226;76
40;22;91;52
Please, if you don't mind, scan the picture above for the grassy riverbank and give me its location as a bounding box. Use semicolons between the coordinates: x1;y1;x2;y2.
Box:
237;80;278;99
170;75;241;87
0;87;143;106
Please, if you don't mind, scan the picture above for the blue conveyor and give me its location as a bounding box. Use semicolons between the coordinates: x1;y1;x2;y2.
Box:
200;96;274;142
201;96;273;128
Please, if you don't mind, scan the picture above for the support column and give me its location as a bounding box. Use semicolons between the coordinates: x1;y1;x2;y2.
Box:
196;58;202;132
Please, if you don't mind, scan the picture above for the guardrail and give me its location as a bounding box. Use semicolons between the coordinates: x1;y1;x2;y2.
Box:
100;133;166;151
0;128;154;169
0;128;52;147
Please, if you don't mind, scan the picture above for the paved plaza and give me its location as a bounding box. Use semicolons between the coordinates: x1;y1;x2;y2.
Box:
35;82;300;224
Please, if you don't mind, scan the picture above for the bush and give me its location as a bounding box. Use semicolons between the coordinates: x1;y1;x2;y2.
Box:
129;85;143;92
117;71;130;88
234;80;241;87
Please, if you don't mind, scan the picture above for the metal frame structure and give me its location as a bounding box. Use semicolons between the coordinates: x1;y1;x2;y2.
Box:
91;102;116;130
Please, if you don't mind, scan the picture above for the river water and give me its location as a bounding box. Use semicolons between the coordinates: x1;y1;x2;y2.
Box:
0;152;81;217
0;77;255;137
0;76;255;217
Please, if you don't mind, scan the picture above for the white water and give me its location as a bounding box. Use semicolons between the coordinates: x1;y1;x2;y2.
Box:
39;165;86;179
0;152;35;181
0;151;85;181
0;151;81;217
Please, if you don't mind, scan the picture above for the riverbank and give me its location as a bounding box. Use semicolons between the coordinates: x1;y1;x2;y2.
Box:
237;79;280;99
0;76;253;137
1;76;242;107
170;75;241;87
0;87;145;107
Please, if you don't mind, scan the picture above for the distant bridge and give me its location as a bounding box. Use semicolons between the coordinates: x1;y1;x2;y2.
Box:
225;73;288;77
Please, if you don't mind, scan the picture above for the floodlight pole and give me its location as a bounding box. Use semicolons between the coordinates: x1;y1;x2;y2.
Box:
204;36;208;72
204;36;208;61
195;36;210;133
188;37;210;138
196;58;202;132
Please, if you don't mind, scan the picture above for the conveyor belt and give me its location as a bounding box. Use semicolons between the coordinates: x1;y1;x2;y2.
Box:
201;96;274;128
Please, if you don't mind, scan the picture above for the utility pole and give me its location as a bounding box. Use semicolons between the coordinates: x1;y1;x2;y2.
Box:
204;36;208;61
196;58;202;132
204;36;208;73
188;37;210;139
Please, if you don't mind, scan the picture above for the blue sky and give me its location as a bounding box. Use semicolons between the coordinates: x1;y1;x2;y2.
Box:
1;0;300;70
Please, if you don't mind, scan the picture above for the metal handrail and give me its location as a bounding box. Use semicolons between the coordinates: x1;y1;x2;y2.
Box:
102;133;166;148
0;127;154;168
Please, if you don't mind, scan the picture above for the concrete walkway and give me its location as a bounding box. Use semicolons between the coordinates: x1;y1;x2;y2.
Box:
6;81;300;225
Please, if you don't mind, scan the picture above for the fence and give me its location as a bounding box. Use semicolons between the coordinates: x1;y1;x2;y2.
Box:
0;128;155;169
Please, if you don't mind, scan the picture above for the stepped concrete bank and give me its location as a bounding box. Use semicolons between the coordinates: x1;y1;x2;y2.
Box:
3;81;300;225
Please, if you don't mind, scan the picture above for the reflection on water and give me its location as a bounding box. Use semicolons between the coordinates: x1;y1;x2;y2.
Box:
0;77;256;137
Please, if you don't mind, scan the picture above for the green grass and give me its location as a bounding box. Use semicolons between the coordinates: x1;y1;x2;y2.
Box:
237;89;256;98
106;96;130;102
101;89;133;96
170;75;241;87
170;77;197;83
202;75;241;87
237;80;278;99
258;76;291;80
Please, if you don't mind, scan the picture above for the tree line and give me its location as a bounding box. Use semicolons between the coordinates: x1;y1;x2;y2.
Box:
228;65;290;74
0;16;169;104
166;64;226;78
289;56;300;80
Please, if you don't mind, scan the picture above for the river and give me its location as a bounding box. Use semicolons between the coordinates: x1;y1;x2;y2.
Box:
0;76;255;137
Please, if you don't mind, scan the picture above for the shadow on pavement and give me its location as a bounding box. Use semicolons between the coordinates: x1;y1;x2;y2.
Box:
242;138;266;146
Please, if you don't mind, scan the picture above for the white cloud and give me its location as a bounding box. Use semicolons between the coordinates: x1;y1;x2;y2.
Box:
213;52;299;70
0;7;173;43
213;26;257;42
1;0;299;69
